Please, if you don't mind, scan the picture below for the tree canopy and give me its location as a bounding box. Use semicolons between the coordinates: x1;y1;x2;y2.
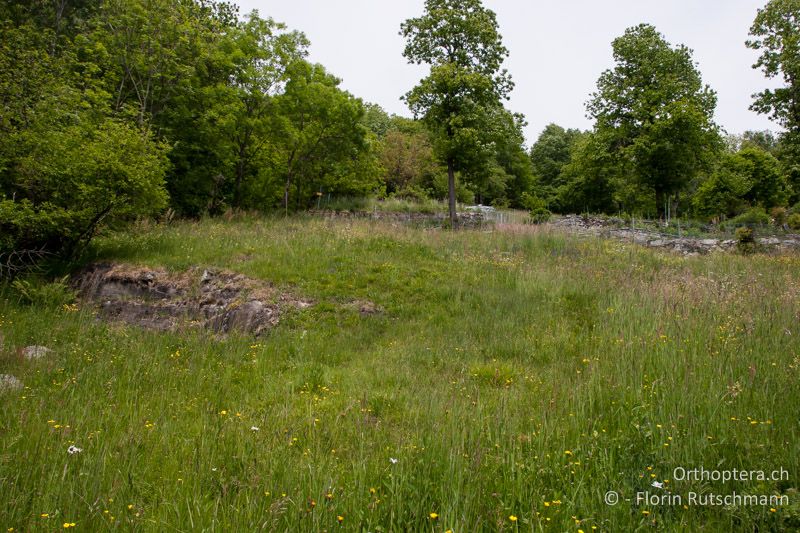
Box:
586;24;721;218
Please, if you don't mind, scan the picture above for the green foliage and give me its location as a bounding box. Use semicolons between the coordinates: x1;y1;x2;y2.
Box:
735;226;758;254
273;62;375;211
402;0;515;223
378;124;440;195
10;275;76;307
587;24;721;217
786;213;800;230
748;0;800;193
771;206;788;225
520;193;551;223
557;132;618;213
0;20;169;262
730;207;772;228
529;124;584;205
747;0;800;133
693;147;789;220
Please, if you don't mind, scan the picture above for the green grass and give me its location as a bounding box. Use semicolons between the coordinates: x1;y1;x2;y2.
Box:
1;215;799;531
316;195;447;214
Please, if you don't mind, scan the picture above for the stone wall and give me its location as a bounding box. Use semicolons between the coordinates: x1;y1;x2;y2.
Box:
552;215;800;255
307;210;488;228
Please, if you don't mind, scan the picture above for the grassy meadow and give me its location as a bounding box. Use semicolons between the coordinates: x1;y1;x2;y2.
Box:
1;216;799;531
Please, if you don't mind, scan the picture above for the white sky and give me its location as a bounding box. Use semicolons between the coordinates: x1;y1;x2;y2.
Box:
235;0;781;145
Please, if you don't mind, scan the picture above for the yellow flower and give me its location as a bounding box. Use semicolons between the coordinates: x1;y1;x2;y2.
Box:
219;410;227;415
509;514;518;522
564;450;573;456
770;508;777;513
336;515;344;523
429;512;439;520
369;487;376;494
41;514;49;518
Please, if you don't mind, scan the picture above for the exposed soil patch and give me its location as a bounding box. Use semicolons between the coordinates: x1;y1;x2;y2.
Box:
74;263;312;337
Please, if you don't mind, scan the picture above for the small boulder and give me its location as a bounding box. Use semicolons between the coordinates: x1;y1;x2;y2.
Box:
23;345;52;360
0;374;23;392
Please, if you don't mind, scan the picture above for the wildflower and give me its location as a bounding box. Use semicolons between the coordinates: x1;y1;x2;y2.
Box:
63;523;76;529
67;445;83;455
770;508;777;513
369;487;376;494
509;515;518;522
219;410;227;415
325;492;333;500
651;481;664;489
389;457;398;464
250;426;260;432
429;512;438;520
564;450;573;456
337;515;344;523
642;510;650;516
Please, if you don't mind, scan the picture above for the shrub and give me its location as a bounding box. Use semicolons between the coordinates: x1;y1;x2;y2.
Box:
788;213;800;231
770;206;788;226
735;227;758;254
521;193;552;224
729;207;771;228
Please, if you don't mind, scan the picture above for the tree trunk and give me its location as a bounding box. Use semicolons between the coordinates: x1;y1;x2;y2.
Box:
283;174;292;215
655;188;665;221
447;158;457;228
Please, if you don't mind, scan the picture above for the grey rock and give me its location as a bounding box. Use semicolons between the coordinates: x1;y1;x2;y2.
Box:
0;374;23;392
23;345;52;360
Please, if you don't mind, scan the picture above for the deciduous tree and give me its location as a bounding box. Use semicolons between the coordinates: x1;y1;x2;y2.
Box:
587;24;720;218
401;0;513;226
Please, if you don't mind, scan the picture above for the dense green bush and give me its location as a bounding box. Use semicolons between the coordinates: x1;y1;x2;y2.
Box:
788;213;800;230
728;207;771;227
735;226;758;254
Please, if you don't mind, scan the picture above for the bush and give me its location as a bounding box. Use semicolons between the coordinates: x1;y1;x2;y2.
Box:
529;207;552;224
729;207;771;228
788;213;800;231
1;119;169;263
735;227;758;255
770;206;788;226
521;193;552;224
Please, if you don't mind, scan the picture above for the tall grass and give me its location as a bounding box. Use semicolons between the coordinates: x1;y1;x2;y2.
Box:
1;216;798;531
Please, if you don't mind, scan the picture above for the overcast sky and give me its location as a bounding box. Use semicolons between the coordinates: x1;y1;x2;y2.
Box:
235;0;780;145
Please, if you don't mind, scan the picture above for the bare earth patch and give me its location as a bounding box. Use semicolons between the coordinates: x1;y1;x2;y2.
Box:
74;263;312;337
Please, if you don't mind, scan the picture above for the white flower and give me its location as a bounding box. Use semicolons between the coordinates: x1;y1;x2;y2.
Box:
67;445;83;455
250;426;260;432
389;457;398;464
651;481;664;489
